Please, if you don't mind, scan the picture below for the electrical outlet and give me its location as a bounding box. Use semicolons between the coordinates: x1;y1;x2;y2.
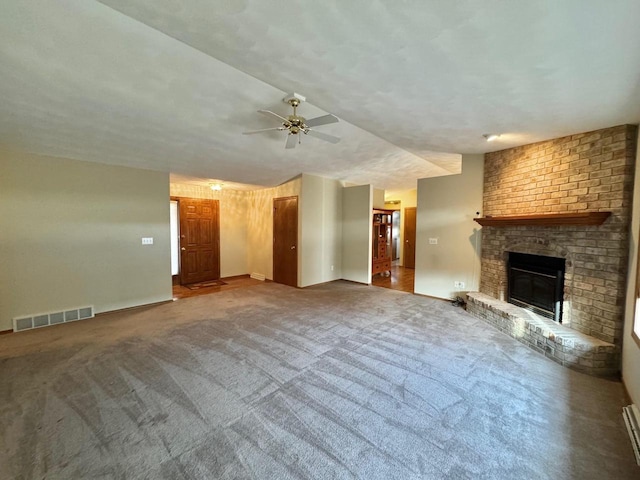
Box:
429;238;438;245
454;281;465;289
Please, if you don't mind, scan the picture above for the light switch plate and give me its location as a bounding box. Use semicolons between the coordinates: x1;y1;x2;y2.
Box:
141;237;154;245
429;238;438;245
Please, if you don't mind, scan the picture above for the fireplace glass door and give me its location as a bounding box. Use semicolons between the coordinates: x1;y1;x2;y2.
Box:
507;252;565;322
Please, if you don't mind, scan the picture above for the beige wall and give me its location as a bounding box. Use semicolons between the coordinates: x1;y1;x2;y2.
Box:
342;185;373;284
414;155;483;299
373;188;386;209
300;174;343;287
169;184;248;277
246;177;301;282
0;151;172;331
623;132;640;405
172;175;340;287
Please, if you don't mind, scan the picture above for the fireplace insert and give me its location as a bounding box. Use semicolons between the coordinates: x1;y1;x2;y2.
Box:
507;252;565;322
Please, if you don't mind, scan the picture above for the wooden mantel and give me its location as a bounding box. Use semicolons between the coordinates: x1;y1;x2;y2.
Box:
473;211;612;227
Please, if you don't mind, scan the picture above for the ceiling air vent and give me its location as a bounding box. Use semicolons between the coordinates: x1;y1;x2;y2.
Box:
12;305;94;333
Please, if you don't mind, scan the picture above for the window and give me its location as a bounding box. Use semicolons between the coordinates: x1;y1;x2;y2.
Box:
170;201;179;276
634;248;640;345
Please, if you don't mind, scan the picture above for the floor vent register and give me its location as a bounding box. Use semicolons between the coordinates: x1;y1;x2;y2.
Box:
13;306;94;332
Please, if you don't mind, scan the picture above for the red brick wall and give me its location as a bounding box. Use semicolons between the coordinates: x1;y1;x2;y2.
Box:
480;125;637;344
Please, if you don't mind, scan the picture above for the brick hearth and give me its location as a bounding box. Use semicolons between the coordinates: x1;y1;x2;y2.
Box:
467;124;637;375
467;293;619;376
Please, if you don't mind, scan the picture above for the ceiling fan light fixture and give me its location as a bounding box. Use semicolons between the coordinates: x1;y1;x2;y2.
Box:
243;93;341;149
483;133;501;142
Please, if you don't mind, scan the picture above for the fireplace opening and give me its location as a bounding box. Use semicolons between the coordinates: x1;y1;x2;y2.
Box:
507;252;565;322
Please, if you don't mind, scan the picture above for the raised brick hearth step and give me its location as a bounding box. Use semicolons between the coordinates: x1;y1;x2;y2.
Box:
466;292;619;377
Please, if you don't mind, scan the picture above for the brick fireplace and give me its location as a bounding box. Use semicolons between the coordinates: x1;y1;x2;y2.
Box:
467;124;637;376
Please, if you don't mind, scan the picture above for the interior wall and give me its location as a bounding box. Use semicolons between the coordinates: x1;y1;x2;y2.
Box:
246;177;301;282
623;132;640;405
373;188;385;209
169;184;248;278
342;184;373;284
414;155;484;299
300;174;343;287
385;189;417;265
0;151;172;331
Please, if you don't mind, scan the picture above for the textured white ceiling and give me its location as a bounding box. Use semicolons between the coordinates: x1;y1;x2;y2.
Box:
2;1;639;190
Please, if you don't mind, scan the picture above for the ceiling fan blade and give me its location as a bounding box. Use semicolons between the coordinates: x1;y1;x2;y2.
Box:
258;109;288;122
305;129;341;144
285;133;297;149
304;114;339;128
242;127;285;135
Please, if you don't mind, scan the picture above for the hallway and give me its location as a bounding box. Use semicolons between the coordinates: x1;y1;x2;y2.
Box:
371;263;414;293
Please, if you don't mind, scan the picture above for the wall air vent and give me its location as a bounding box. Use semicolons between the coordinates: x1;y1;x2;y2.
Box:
12;305;94;333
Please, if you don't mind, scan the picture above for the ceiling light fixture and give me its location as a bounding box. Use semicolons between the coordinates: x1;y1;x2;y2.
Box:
483;133;501;142
210;183;222;191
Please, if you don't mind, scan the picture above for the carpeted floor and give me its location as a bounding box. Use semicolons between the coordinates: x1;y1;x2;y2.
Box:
0;281;637;479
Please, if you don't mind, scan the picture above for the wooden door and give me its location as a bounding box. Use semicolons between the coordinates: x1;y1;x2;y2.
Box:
179;198;220;284
273;196;298;287
403;207;416;269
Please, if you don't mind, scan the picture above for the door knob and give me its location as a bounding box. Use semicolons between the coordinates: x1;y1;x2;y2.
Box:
181;247;186;251
291;246;296;250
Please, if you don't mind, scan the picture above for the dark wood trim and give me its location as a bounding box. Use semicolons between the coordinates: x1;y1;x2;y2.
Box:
0;329;13;335
373;208;395;215
474;211;612;227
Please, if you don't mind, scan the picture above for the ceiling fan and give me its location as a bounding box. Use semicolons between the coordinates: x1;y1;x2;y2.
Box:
243;93;340;149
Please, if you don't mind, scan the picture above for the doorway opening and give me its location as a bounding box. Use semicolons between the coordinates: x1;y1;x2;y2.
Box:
391;210;400;261
170;200;180;280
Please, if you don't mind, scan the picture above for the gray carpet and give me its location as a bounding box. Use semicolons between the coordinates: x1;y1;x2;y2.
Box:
0;281;637;479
